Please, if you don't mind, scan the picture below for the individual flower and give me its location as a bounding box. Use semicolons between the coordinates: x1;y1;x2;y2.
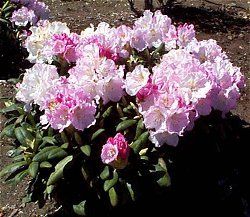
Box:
177;23;195;47
16;63;59;106
125;65;150;96
11;6;37;26
101;133;129;169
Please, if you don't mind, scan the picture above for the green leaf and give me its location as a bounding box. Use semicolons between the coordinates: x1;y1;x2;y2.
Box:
116;119;137;132
102;106;113;119
15;115;25;124
42;136;57;145
155;164;171;187
48;147;68;160
126;183;135;201
46;185;55;194
91;129;105;141
73;200;87;216
14;127;35;149
80;145;91;157
33;146;57;162
100;166;110;180
134;118;144;140
104;170;118;192
130;132;149;154
47;155;73;186
13;170;28;184
28;162;39;178
74;132;83;145
40;161;52;168
0;124;15;138
61;143;69;149
109;187;118;207
0;104;17;114
0;161;27;177
6;170;28;185
20;122;34;132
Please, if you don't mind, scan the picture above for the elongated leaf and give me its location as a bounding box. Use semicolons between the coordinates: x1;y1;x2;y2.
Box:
28;162;39;178
116;119;137;132
130;132;149;154
0;161;27;177
91;129;105;141
109;187;118;207
74;132;83;145
73;200;87;216
61;143;69;149
155;164;171;187
100;166;110;180
6;170;28;185
80;145;91;157
14;127;35;148
48;147;68;160
104;170;118;192
134;118;144;140
102;106;113;119
40;161;52;168
0;124;15;138
14;170;28;184
0;104;17;114
126;183;135;201
46;185;54;194
33;146;57;162
47;155;73;186
42;136;56;145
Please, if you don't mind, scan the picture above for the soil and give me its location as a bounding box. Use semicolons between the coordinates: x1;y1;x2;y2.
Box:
0;0;249;216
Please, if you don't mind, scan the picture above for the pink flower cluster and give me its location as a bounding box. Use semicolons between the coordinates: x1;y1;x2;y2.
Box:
40;77;96;132
126;43;244;147
101;133;129;169
11;0;49;26
46;33;80;63
16;10;244;149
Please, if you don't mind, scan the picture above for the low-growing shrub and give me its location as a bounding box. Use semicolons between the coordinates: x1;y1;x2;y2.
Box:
0;9;245;216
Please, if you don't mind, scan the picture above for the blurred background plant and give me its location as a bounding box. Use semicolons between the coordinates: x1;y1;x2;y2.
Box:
0;0;29;80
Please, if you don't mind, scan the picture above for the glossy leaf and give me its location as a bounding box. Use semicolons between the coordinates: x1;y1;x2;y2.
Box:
109;187;118;207
33;146;57;162
80;145;91;157
40;161;52;168
130;132;149;154
0;124;15;138
14;127;35;149
91;129;105;141
47;155;73;186
73;200;87;216
0;161;27;177
100;166;110;180
104;170;118;192
28;162;39;178
116;119;137;132
47;147;68;160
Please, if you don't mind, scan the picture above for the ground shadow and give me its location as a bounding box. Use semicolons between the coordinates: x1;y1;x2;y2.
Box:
47;112;250;217
162;3;250;33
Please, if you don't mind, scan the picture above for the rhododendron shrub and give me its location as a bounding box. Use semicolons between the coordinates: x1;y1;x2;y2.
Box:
0;0;49;79
0;9;245;216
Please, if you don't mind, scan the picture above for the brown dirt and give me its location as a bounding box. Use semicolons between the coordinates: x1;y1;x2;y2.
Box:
0;0;249;216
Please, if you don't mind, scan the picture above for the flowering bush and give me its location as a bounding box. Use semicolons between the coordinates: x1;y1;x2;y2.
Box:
0;9;245;216
0;0;49;79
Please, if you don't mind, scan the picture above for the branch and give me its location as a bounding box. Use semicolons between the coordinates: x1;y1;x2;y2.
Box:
127;0;142;17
